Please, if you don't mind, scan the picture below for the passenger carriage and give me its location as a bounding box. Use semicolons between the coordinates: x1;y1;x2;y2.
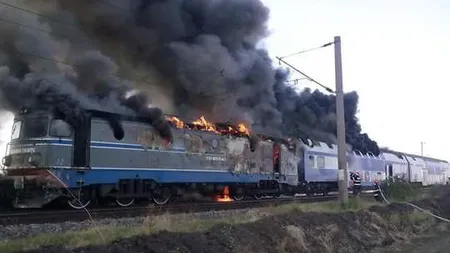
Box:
348;151;386;190
297;139;340;195
422;157;446;185
380;150;409;182
402;154;426;186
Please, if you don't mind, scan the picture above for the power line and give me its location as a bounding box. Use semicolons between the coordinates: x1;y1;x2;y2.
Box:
13;50;73;67
0;16;51;34
98;0;135;12
0;1;80;29
279;42;334;60
276;56;334;93
286;77;308;87
0;16;90;46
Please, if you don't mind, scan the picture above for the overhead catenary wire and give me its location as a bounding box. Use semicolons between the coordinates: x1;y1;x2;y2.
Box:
278;42;334;60
0;1;80;29
276;56;335;93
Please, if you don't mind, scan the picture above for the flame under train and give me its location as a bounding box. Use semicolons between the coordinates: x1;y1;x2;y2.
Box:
1;108;449;209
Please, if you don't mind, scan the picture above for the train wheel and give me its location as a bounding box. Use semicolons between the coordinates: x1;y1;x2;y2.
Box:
115;198;135;207
152;187;171;205
253;194;262;200
67;189;91;210
232;193;244;201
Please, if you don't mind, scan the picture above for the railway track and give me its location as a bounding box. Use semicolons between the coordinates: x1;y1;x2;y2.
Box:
0;186;432;226
0;194;356;226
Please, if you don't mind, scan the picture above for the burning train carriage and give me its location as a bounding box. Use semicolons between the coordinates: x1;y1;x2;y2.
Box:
1;108;126;208
2;108;300;209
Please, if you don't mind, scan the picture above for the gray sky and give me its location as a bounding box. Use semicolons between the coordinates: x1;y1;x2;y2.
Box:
1;0;449;161
261;0;450;160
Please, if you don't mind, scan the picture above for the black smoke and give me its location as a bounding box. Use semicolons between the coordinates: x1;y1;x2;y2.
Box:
0;0;377;154
274;80;379;155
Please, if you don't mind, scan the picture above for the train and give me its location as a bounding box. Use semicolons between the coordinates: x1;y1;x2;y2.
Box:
0;107;449;209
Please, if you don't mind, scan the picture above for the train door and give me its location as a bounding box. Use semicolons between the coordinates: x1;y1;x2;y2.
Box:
422;169;428;186
278;141;299;186
386;164;393;180
273;142;281;180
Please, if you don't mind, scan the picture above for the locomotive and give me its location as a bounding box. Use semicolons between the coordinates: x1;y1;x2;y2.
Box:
1;107;302;209
1;107;448;209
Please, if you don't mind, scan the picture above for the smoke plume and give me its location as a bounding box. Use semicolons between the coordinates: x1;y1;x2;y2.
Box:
0;0;378;154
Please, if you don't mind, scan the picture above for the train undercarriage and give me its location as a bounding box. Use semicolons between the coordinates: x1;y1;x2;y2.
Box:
4;175;295;209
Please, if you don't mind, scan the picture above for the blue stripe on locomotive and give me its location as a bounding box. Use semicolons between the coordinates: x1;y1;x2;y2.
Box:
51;167;275;188
40;139;290;188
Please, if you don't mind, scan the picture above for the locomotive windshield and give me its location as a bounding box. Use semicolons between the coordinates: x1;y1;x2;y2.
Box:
11;121;22;140
22;117;48;138
10;109;74;140
49;119;73;138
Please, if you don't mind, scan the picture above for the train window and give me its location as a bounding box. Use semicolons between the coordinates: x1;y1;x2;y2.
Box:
388;164;393;177
49;119;73;138
308;155;315;168
23;117;48;138
317;156;325;169
311;140;321;146
11;121;22;140
300;138;309;145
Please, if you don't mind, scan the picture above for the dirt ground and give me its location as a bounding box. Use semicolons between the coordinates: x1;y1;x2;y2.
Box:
24;186;450;253
379;231;450;253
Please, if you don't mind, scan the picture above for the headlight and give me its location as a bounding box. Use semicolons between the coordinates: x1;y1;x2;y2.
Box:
27;153;41;166
2;155;11;167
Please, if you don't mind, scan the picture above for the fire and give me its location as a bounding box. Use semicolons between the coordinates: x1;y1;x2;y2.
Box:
238;123;250;136
166;116;184;128
165;115;251;137
192;116;218;133
215;186;233;202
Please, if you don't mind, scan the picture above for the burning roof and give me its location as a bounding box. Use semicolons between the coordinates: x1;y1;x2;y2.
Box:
165;115;251;137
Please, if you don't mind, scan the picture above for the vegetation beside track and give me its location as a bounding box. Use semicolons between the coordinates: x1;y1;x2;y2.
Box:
0;198;378;252
0;184;440;253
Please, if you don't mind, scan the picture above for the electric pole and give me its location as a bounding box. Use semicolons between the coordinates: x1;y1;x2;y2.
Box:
421;141;425;156
334;36;349;206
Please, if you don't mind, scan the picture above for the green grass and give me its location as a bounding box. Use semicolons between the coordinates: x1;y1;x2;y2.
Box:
0;199;377;253
383;181;423;202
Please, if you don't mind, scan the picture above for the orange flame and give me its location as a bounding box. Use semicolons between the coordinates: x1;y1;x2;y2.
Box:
238;123;250;135
192;116;218;133
215;186;233;202
165;115;251;137
166;116;184;128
